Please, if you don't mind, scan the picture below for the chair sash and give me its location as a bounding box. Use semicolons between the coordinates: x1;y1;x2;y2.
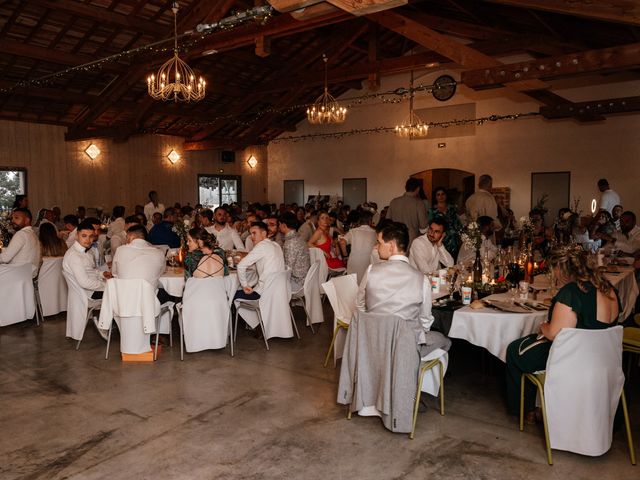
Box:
303;261;324;325
0;264;35;326
182;277;231;352
39;257;67;316
322;274;358;362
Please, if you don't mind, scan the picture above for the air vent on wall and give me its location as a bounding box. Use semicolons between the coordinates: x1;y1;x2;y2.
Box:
221;150;236;163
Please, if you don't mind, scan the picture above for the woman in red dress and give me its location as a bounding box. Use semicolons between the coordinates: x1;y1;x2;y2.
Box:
307;211;345;269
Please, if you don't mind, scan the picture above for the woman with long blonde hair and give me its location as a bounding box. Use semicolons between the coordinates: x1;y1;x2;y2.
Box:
505;244;620;422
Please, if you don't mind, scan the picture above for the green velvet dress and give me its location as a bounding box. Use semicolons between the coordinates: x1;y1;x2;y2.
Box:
505;281;619;414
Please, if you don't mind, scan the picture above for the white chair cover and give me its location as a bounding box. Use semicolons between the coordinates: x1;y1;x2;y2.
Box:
0;264;36;326
303;261;324;326
38;257;67;316
235;270;293;340
309;247;328;290
420;348;448;397
63;271;101;340
544;326;625;456
322;273;358;364
182;277;231;352
97;278;160;354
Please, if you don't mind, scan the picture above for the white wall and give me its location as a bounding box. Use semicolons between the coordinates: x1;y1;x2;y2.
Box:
267;70;640;219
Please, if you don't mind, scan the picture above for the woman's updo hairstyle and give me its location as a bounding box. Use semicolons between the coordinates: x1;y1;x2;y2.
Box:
188;227;217;250
546;244;612;295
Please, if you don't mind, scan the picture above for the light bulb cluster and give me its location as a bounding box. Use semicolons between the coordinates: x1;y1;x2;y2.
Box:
147;52;205;102
307;90;348;124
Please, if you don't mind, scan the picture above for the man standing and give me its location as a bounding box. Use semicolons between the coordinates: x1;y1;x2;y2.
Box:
112;225;169;301
357;221;450;355
279;212;310;292
0;208;41;273
62;220;112;299
235;222;285;300
144;190;165;227
597;179;621;215
409;218;454;275
210;206;244;251
465;174;500;228
386;177;428;247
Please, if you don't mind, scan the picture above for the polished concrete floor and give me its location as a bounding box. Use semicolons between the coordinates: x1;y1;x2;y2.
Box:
1;306;638;480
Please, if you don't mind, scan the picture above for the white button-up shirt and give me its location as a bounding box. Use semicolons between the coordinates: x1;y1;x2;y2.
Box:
599;189;621;215
112;238;165;288
408;234;454;275
211;224;245;251
0;226;41;272
64;228;77;248
62;241;106;296
613;225;640;255
143;201;165;225
237;239;285;295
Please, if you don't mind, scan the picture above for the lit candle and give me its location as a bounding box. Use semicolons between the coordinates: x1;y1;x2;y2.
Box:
178;248;183;265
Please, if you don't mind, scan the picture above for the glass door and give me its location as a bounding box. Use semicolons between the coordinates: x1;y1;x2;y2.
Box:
198;174;241;209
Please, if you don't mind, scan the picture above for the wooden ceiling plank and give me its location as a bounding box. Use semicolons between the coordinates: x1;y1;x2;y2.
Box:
326;0;408;17
462;42;640;89
540;95;640;119
484;0;640;27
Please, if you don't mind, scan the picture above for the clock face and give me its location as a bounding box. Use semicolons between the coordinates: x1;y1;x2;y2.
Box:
432;75;457;101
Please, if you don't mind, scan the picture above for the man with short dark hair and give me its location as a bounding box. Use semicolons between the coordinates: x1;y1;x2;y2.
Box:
409;218;454;275
386;177;429;247
266;214;284;247
112;224;166;300
298;210;317;243
609;211;640;255
210;206;244;251
357;221;450;355
597;178;621;215
148;208;180;248
62;214;79;248
62;220;112;299
279;212;310;291
0;208;40;273
235;222;285;300
199;209;215;234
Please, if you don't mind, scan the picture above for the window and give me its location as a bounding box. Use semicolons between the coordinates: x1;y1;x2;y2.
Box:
198;174;241;209
0;167;27;212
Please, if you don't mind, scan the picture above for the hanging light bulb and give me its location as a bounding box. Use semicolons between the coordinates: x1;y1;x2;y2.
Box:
395;71;429;139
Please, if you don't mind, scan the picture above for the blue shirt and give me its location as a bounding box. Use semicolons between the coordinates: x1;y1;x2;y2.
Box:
148;221;180;248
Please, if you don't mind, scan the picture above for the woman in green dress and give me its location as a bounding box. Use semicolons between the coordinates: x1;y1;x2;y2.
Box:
428;187;462;258
505;245;620;422
184;227;228;279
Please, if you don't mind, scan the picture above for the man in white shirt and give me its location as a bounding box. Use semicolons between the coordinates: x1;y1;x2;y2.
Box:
457;216;498;265
465;174;501;229
107;205;126;254
235;222;285;300
112;224;170;301
143;190;165;227
409;218;454;275
0;208;41;274
609;211;640;255
62;220;112;299
597;178;621;215
357;221;451;355
210;206;245;251
62;214;79;248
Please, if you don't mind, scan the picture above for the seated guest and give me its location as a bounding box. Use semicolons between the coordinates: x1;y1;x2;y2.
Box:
62;214;79;248
505;245;620;423
357;221;451;356
148;208;181;248
76;205;86;222
144;190;165;227
235;222;285;300
428;187;462;257
280;212;310;292
112;225;174;303
107;205;126;254
298;210;317;243
199;209;215;234
241;213;258;248
589;210;616;246
189;229;227;279
601;211;640;256
308;211;345;269
12;194;28;210
266;214;284;247
339;210;377;283
409;218;454;276
62;220;112;299
457;216;498;265
52;206;63;230
0;208;41;273
209;206;245;251
39;222;67;257
184;227;227;279
612;204;624;231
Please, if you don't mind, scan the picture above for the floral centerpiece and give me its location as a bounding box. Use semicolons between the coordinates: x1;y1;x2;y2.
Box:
460;220;482;251
0;211;13;248
172;220;188;250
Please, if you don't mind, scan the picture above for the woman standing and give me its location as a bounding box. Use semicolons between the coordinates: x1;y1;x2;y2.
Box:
505;245;620;422
428;187;462;258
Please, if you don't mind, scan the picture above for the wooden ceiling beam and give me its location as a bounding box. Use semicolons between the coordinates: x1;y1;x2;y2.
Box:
462;42;640;89
326;0;408;16
484;0;640;27
400;11;513;41
368;10;547;90
28;0;166;36
540;95;640;119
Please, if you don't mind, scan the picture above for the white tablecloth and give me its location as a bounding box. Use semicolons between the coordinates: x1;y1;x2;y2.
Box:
448;293;547;362
605;267;638;321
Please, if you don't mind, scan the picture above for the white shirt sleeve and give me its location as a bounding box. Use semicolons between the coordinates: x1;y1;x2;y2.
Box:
0;230;26;263
69;253;105;292
237;243;262;288
230;228;246;251
419;276;434;331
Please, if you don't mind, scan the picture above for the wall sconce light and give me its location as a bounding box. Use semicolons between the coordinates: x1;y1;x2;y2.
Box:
247;155;258;169
84;144;100;160
167;149;180;164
